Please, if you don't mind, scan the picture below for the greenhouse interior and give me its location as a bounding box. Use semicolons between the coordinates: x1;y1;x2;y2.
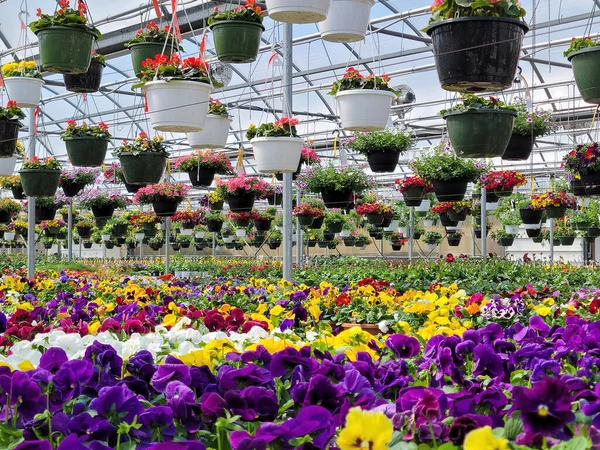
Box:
0;0;599;448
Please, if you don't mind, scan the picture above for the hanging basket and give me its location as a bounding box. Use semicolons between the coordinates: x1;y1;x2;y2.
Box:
545;206;566;219
439;213;458;228
571;179;586;197
366;150;400;173
251;137;304;173
431;179;469;202
326;222;344;234
211;21;265;63
63;60;105;93
35;205;57;222
502;134;535;161
153;200;180;217
495;187;514;198
207;220;223;233
336;90;396;131
265;0;331;23
447;209;468;222
187;115;231;149
64;136;109;167
0;156;17;177
187;167;216;188
77;226;92;239
498;237;515;247
119;152;167;185
210;201;224;211
321;189;353;209
3;77;44;108
128;42;173;77
125;182;146;194
568;46;600;104
143;80;214;133
519;208;543;224
254;219;272;231
581;171;600;196
526;228;541;238
233;218;251;227
318;0;374;43
35;26;96;74
91;205;115;220
227;192;255;212
366;213;384;225
0;120;21;158
62;182;86;197
19;169;60;197
402;187;424;207
297;215;315;227
559;236;576;246
447;234;462;246
426;17;528;92
444;110;516;158
0;211;12;224
309;216;324;229
267;193;283;206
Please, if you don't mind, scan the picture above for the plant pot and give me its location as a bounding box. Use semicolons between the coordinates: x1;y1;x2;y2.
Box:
587;226;600;238
10;187;24;201
227;192;255;212
309;216;324;229
545;206;566;219
223;242;235;249
525;228;540;238
35;205;57;223
366;213;384;225
426;17;528;92
233;218;251;227
265;0;331;23
321;189;353;209
236;229;247;238
494;187;514;198
402;187;424;207
122;182;144;194
308;241;317;248
519;208;543;225
573;221;592;231
317;241;329;248
187;114;232;149
326;222;344;234
503;134;535;161
391;243;404;251
447;209;467;222
267;193;283;206
581;171;600;196
43;243;53;250
104;241;114;249
584;236;597;244
64;136;109;167
128;42;173;77
369;230;383;239
61;182;86;198
143;80;214;133
35;26;96;74
111;224;128;238
432;179;469;202
153;200;180;217
335;89;396;131
63;60;104;93
318;0;374;42
365;150;400;173
423;219;434;227
275;162;302;181
444;109;516;158
340;322;381;335
343;237;356;247
77;226;92;239
91;205;115;220
187;167;216;188
532;236;543;243
559;236;575;246
19;169;60;197
268;242;281;250
567;46;600;104
498;237;515;247
571;179;586;197
0;120;21;158
144;228;158;238
207;220;223;233
0;211;11;224
211;21;265;63
380;216;393;229
254;219;272;231
439;213;458;228
83;242;93;249
251;137;304;173
210;201;224;211
119;152;167;185
3;77;44;108
447;235;462;246
0;156;17;177
505;225;519;235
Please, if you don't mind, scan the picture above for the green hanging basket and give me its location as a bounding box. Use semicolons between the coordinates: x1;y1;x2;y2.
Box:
64;137;109;167
568;46;600;105
211;21;265;64
119;153;167;185
128;42;173;77
19;169;61;197
35;26;96;74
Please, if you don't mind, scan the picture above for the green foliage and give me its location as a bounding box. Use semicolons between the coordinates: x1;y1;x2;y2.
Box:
564;37;599;57
410;147;485;182
301;163;373;194
440;94;516;116
423;231;443;244
427;0;526;27
511;99;555;138
348;129;414;155
29;5;101;39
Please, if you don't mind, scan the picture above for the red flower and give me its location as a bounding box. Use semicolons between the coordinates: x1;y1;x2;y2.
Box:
445;253;455;263
6;100;17;109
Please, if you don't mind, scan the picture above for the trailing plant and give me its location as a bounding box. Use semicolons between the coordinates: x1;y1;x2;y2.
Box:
22;156;61;170
175;150;233;174
427;0;526;27
59;167;97;186
113;133;169;157
300;147;321;165
301;163;374;193
61;120;111;139
347;129;414;155
129;211;160;226
29;0;102;38
215;176;272;199
171;211;201;226
387;231;408;244
329;67;395;95
440;94;516;116
134;182;190;204
37;196;65;208
125;21;180;48
1;60;42;79
246;117;300;139
511;99;555;138
0;101;25;122
564;37;599;57
563;143;600;176
208;0;264;25
410;147;486;182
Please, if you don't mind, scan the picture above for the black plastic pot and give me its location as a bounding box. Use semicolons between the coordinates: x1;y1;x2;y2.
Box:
267;193;283;206
91;205;115;220
323;232;336;241
309;216;324;229
380;215;393;228
227;193;255;212
581;171;600;196
0;211;11;224
35;205;57;223
499;237;515;247
545;206;566;219
369;230;383;239
571;179;586;197
343;238;356;247
391;243;404;251
210;201;224;211
0;120;21;157
447;234;462;246
125;182;146;194
326;222;344;234
233;218;251;228
11;186;25;200
317;241;328;249
587;226;600;238
63;60;104;93
519;208;543;225
503;134;535;161
532;236;543;243
111;224;128;238
83;242;92;249
187;167;216;188
254;219;272;231
426;17;528;92
366;213;384;225
486;191;500;204
402;187;424;207
526;228;541;238
268;242;281;250
297;215;315;227
77;226;92;239
207;220;223;233
153;200;179;217
584;236;597;244
105;242;115;249
439;213;459;228
62;182;86;198
366;150;400;173
321;190;353;209
559;236;575;246
447;209;468;222
432;179;469;202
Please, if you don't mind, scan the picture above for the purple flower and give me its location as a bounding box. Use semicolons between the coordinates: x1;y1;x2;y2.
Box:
90;385;144;426
448;414;493;445
15;442;52;450
218;364;272;390
385;334;420;359
146;442;206;450
472;344;504;378
151;364;191;393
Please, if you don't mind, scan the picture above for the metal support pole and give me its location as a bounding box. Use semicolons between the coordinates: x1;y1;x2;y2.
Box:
27;110;36;279
480;186;487;260
212;233;216;257
79;240;82;259
165;217;171;275
282;22;294;281
67;203;73;262
408;207;414;262
296;189;302;265
549;218;554;264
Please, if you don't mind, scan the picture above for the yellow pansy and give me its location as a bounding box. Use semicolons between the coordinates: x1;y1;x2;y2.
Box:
161;314;177;327
337;407;393;450
269;305;284;316
464;426;508;450
308;304;321;321
89;321;101;335
18;360;35;371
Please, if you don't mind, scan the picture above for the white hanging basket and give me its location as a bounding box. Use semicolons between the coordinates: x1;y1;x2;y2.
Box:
101;234;111;241
336;89;396;131
0;156;17;176
187;114;232;149
236;229;247;238
486;201;499;211
504;225;518;235
523;223;541;230
223;236;234;243
416;199;431;213
143;80;214;133
3;77;44;109
423;219;434;227
181;228;194;236
195;231;206;239
339;229;351;237
427;243;437;251
318;0;374;43
251;136;304;173
265;0;332;24
4;232;15;241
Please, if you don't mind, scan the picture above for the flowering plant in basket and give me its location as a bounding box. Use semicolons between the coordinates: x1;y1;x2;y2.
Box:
299;147;321;165
427;0;526;27
562;143;600;176
410;147;486;182
215;176;272;199
423;230;443;244
40;219;66;230
293;204;322;217
125;21;181;48
432;200;471;214
0;101;25;122
301;164;373;194
102;162;123;183
490;228;515;242
205;211;224;222
59;167;97;186
29;0;102;38
1;61;42;79
0;198;22;214
22;156;60;170
356;202;391;216
387;231;408;244
134;182;190;204
395;176;433;193
37;195;66;209
564;36;599;57
531;191;577;210
329;67;395;95
480;170;526;191
128;211;160;226
511;99;555;138
61;120;111;139
74;218;94;229
78;189;129;209
227;211;251;221
207;98;229;117
171;211;201;226
208;0;264;25
0;176;21;189
113;132;169;157
135;54;221;87
174;150;233;174
347;129;414;155
440;94;516;116
251;208;276;221
246;117;300;139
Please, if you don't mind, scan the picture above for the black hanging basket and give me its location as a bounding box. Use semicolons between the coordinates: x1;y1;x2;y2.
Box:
91;205;115;219
439;213;459;228
309;216;324;229
153;200;180;217
321;190;353;209
63;60;105;93
62;182;86;198
526;228;541;238
402;187;424;207
187;167;216;188
77;226;92;239
207;220;223;233
0;120;21;158
426;17;528;92
571;179;586;197
447;234;462;246
559;236;575;246
0;211;12;224
519;208;543;224
125;182;146;194
227;193;255;212
447;209;468;222
503;134;535;161
267;193;283;206
432;179;469;202
11;186;25;200
366;150;400;173
581;171;600;196
35;205;57;223
254;219;272;231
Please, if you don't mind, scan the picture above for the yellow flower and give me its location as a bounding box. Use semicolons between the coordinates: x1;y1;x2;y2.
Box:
161;314;177;327
308;304;321;321
270;305;284;316
89;321;101;335
535;306;552;317
464;427;508;450
337;407;393;450
256;304;268;315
